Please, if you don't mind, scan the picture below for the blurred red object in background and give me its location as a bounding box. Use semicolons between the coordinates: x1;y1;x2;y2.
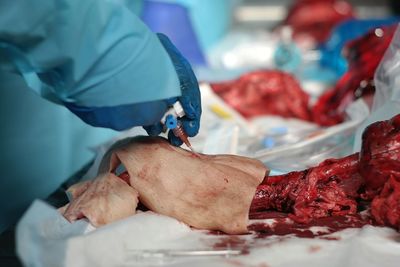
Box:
283;0;354;45
209;25;396;127
313;25;397;126
211;70;312;121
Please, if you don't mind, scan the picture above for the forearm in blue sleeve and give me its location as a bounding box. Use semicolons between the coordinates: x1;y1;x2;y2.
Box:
0;0;181;108
64;100;168;131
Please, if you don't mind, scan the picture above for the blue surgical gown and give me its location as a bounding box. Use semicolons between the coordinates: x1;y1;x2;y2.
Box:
0;0;181;232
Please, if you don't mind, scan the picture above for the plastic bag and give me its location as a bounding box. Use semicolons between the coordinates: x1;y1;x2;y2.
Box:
353;23;400;151
251;99;369;172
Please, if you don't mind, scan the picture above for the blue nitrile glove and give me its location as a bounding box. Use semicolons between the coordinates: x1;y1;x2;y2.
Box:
144;33;202;146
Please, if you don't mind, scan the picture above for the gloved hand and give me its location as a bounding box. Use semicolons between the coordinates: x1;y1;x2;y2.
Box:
144;33;202;146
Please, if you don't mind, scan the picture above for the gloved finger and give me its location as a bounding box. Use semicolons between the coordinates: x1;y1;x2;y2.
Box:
181;117;200;137
179;94;201;120
168;130;183;146
143;122;164;136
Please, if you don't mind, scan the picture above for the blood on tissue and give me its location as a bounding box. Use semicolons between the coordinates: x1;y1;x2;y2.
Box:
212;236;250;254
247;214;370;239
225;259;269;267
118;171;130;185
188;152;201;159
309;245;322;253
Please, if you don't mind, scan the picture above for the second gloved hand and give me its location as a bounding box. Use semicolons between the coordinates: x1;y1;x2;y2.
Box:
144;33;202;146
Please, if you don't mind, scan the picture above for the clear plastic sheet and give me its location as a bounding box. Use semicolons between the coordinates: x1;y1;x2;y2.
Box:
248;99;369;172
194;83;370;173
353;23;400;152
